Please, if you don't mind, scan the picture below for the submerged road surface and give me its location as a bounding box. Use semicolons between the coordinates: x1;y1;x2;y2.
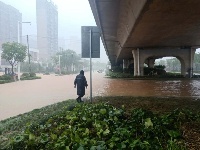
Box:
0;72;107;120
1;72;200;120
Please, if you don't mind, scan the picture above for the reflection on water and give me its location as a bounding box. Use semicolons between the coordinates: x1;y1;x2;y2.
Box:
97;78;200;97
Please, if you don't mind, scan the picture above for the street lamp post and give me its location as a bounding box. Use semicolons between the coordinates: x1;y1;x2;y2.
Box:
26;35;31;73
58;55;62;75
17;21;31;80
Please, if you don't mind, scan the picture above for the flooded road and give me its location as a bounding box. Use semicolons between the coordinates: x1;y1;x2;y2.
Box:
99;79;200;97
1;72;200;120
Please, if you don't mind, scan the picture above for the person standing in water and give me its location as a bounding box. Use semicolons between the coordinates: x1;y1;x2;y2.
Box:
74;70;88;102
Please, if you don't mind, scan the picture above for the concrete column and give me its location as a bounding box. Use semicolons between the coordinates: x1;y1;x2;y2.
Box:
190;48;196;77
179;59;185;76
187;48;195;77
123;59;128;69
132;48;146;76
132;48;141;76
181;48;195;77
139;55;146;76
147;58;155;68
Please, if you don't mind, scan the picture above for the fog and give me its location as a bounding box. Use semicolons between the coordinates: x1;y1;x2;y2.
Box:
0;0;108;62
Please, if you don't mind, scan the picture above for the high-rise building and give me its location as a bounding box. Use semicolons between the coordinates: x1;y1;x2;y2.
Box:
36;0;58;61
0;1;22;47
0;1;22;68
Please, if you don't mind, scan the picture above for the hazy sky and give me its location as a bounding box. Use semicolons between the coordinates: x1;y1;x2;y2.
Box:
0;0;109;62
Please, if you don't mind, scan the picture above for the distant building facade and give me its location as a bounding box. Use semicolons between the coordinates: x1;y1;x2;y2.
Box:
36;0;58;61
0;1;22;46
29;48;39;62
0;1;22;70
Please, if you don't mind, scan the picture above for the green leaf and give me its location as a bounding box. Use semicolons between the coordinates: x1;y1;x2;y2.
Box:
114;116;118;121
50;134;57;140
14;135;24;143
77;146;84;150
85;128;90;136
130;139;140;148
65;146;70;150
144;118;153;128
90;146;96;150
103;129;110;135
82;116;86;121
121;142;126;149
99;109;107;115
109;142;115;148
167;130;180;138
29;133;35;141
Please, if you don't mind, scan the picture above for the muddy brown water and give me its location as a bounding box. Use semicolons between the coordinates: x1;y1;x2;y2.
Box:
0;72;200;120
100;79;200;97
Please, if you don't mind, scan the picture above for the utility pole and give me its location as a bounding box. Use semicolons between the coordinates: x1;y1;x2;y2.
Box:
27;35;31;73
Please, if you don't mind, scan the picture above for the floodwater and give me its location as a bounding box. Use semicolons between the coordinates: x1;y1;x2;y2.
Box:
99;78;200;97
1;72;200;120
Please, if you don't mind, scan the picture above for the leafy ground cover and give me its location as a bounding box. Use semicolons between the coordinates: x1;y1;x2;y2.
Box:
1;97;200;149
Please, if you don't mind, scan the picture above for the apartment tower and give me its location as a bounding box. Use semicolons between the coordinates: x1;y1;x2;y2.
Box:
0;1;22;46
36;0;58;60
0;1;22;67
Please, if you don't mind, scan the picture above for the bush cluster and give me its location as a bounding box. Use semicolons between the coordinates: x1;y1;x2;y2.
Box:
0;75;12;84
106;71;134;78
3;103;199;149
20;73;41;80
0;75;12;80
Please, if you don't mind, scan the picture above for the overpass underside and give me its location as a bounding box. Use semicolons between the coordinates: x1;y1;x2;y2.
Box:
89;0;200;76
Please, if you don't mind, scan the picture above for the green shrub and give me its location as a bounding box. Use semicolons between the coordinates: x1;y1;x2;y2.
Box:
21;72;36;78
20;73;41;80
21;73;30;78
29;72;36;77
0;75;12;80
154;65;166;70
144;67;166;76
4;103;193;149
0;80;11;84
111;66;123;73
43;72;50;75
106;71;134;78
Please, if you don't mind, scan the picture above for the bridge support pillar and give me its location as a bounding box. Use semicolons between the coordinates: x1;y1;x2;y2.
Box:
132;47;195;77
123;59;128;69
132;49;144;76
182;48;195;77
146;58;155;68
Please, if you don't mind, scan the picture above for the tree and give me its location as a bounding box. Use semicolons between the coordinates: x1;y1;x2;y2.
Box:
52;49;81;73
1;42;27;75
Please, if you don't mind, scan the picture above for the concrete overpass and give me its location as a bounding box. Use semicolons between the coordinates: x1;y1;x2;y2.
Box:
88;0;200;76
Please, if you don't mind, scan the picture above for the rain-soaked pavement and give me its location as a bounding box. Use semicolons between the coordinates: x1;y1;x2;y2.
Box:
1;72;200;120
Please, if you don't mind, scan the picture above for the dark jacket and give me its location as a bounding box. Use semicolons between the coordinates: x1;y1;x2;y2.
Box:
74;73;88;97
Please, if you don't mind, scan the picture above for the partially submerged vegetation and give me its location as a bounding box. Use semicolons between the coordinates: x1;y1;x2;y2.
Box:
106;65;200;79
0;73;41;84
0;75;13;84
106;71;186;79
1;97;200;149
20;72;41;80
